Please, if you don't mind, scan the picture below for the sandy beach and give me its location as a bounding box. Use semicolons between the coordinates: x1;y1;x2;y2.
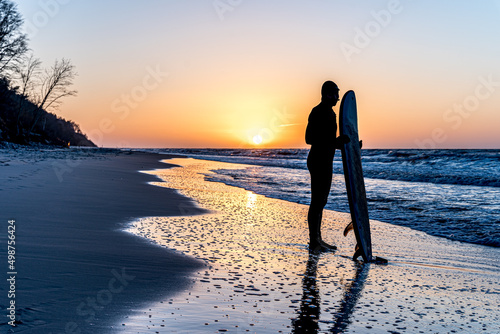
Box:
0;148;206;333
2;1;499;333
125;158;499;333
1;150;499;333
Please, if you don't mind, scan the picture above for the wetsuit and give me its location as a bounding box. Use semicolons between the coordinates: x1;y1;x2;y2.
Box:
305;101;339;244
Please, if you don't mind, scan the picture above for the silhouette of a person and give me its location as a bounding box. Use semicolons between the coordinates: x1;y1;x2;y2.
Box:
305;81;349;252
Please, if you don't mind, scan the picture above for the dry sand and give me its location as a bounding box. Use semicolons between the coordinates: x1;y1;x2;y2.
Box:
0;148;206;333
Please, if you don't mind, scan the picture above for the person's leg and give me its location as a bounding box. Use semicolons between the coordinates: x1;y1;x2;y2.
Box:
317;170;336;250
308;165;334;251
307;177;322;247
317;170;333;242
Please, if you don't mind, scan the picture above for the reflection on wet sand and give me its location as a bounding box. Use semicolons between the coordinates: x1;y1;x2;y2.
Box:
122;158;500;333
292;252;368;334
292;252;321;333
330;262;368;333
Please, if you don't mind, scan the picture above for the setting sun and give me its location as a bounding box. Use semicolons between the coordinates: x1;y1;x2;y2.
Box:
252;135;263;145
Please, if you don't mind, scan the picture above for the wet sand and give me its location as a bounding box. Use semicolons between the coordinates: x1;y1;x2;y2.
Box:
0;149;206;333
1;149;498;333
124;158;500;333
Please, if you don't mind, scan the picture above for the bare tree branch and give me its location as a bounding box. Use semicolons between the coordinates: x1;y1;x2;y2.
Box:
28;58;77;135
37;58;78;110
0;0;28;76
13;53;41;135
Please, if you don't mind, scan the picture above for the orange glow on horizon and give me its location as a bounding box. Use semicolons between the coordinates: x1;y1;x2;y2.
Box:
15;1;500;149
69;64;500;150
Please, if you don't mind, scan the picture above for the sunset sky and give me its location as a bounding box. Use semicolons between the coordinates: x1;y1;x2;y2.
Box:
15;1;500;148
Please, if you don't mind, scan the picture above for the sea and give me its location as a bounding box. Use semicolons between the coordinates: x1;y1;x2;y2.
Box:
143;148;500;248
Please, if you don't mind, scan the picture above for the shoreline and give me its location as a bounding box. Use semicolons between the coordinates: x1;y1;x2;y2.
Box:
143;148;500;249
1;150;499;333
0;149;207;333
123;158;500;333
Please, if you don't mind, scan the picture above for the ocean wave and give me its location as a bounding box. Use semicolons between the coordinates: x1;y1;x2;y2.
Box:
152;148;500;188
205;163;500;249
135;148;500;248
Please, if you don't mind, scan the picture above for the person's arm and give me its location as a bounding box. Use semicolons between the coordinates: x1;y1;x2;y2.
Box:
334;136;364;149
305;111;316;145
305;123;313;145
335;135;350;149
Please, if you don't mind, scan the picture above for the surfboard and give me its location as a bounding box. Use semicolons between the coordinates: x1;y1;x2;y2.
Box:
339;90;373;262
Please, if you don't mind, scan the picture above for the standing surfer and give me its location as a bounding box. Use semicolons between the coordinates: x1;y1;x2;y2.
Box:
305;81;349;252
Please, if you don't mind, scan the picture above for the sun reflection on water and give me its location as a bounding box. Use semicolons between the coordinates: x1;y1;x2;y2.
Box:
123;158;500;333
246;191;258;209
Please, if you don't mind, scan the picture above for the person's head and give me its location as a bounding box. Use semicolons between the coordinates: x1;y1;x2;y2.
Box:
321;81;339;107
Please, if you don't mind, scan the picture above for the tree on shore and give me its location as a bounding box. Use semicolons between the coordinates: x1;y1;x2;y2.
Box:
12;55;78;140
14;54;40;136
27;58;78;137
0;0;93;146
0;0;28;76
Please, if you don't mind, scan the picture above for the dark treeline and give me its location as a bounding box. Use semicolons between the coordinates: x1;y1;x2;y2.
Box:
0;77;94;146
0;0;95;147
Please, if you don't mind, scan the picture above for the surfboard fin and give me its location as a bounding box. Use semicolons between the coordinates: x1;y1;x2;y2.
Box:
352;246;363;261
343;221;354;237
